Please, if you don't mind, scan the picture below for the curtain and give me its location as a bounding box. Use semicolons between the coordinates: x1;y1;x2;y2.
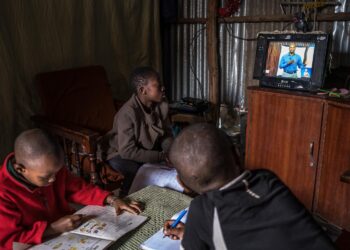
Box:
0;0;161;159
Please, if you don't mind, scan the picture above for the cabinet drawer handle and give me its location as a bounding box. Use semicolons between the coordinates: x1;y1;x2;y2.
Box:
309;142;315;167
340;170;350;184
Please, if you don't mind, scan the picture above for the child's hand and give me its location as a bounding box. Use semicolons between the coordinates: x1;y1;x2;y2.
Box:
112;198;143;215
163;220;185;240
50;214;84;233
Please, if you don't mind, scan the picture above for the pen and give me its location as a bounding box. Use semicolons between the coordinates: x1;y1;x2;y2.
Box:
163;209;187;238
170;209;187;228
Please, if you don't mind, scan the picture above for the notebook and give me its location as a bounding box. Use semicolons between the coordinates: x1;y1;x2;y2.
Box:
140;208;188;250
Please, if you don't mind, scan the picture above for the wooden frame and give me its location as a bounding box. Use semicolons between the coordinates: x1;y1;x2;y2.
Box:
32;115;101;185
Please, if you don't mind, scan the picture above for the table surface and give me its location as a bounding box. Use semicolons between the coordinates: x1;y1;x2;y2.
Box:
109;186;192;250
170;112;210;124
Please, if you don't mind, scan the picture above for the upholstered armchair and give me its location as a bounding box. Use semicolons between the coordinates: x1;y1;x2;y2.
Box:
32;65;124;190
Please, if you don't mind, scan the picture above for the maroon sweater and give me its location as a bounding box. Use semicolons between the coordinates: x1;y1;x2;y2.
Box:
0;153;110;249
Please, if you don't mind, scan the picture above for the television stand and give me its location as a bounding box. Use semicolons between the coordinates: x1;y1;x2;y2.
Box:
245;86;350;232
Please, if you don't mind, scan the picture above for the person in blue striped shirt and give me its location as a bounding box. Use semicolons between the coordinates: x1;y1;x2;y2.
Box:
279;43;305;78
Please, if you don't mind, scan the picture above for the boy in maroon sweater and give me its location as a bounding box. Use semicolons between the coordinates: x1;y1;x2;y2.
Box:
0;129;142;249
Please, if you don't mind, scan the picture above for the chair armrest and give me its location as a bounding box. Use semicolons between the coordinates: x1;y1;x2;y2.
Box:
31;115;101;184
31;115;100;150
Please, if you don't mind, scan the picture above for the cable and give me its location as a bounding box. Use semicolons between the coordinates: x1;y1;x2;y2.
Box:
189;26;206;100
222;18;258;41
282;21;293;31
187;17;258;100
187;21;255;101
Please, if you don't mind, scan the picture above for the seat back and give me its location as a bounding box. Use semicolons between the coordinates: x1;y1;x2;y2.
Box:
36;65;116;133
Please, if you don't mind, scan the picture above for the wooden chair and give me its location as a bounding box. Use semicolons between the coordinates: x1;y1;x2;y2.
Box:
32;65;124;190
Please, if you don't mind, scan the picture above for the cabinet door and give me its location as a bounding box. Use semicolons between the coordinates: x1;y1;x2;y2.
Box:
245;89;324;209
315;103;350;230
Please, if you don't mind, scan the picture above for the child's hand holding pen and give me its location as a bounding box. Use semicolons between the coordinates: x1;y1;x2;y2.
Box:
163;221;185;240
163;209;187;240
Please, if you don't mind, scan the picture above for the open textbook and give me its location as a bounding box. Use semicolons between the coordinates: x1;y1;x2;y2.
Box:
29;205;148;250
140;208;188;250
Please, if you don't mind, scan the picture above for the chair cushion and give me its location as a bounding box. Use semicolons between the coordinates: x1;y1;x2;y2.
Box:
36;65;116;133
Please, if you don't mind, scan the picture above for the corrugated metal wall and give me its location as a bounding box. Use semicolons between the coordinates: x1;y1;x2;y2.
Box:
332;0;350;67
168;0;208;102
168;0;350;107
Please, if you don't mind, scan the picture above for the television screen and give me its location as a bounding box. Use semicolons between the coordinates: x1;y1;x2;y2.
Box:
264;41;315;79
253;32;330;91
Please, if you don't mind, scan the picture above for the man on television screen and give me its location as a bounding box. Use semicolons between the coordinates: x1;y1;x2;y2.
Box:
279;43;305;78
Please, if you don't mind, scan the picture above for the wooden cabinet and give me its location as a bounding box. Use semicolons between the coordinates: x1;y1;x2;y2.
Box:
314;102;350;230
245;89;324;209
245;87;350;230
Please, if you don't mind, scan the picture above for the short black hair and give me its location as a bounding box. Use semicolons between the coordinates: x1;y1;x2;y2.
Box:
169;123;240;193
14;129;63;167
130;66;160;93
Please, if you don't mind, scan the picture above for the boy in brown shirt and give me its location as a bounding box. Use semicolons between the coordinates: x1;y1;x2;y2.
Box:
105;67;172;195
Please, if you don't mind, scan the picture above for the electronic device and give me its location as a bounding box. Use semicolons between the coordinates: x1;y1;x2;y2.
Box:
169;97;209;113
253;32;330;91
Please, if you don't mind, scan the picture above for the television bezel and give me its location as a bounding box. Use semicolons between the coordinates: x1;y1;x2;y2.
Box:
253;32;330;91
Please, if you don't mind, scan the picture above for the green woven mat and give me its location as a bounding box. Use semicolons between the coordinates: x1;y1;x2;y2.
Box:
109;186;192;250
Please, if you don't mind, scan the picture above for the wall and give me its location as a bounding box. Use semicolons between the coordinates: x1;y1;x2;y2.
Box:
0;0;161;159
165;0;349;107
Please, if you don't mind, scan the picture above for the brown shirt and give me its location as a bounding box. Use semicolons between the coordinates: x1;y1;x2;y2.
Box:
105;94;171;163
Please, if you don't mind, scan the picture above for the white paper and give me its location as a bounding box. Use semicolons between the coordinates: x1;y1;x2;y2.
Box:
140;208;188;250
29;233;112;250
129;163;184;194
71;205;148;241
141;229;180;250
13;242;32;250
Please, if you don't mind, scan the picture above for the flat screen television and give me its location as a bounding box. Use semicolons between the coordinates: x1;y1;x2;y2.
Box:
253;32;330;91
